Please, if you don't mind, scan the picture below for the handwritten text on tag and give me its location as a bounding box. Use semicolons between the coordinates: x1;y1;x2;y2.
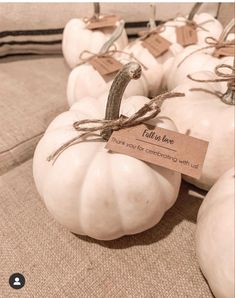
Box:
89;56;123;77
142;34;171;57
176;25;198;47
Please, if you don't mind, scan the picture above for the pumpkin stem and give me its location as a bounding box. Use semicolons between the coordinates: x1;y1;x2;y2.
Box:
101;62;142;140
215;2;222;20
188;3;202;21
93;2;100;19
219;18;235;42
99;20;125;54
222;57;235;105
148;3;156;29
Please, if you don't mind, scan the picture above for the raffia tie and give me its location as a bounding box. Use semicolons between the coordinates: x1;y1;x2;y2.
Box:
177;36;235;68
76;48;148;70
47;91;185;163
138;24;166;41
188;64;235;97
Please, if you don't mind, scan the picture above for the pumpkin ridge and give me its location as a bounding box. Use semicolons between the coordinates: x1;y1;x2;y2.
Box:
76;142;104;235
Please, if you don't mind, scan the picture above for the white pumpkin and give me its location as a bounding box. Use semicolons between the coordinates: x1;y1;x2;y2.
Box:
33;63;181;240
67;20;169;107
196;167;234;298
165;48;234;90
160;70;235;190
164;19;235;90
62;4;128;68
161;12;223;46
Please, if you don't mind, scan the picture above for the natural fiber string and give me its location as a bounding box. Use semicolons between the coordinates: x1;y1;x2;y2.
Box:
47;91;185;163
177;36;235;68
138;24;166;41
76;47;148;70
165;18;213;32
188;64;235;98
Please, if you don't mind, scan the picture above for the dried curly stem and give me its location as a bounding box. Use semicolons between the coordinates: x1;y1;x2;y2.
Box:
101;62;142;140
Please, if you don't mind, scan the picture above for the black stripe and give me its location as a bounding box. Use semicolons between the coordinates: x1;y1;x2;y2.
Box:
0;21;163;38
0;28;63;38
125;20;162;28
0;52;62;59
0;40;62;47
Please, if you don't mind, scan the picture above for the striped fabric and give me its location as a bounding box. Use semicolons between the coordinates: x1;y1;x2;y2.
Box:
0;28;63;58
0;22;164;59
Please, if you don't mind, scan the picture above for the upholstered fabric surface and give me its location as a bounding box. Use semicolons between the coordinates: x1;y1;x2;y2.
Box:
0;159;212;297
0;56;69;175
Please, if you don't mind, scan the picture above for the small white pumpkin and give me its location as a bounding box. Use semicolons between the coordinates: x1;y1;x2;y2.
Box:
164;19;235;90
160;69;235;190
196;167;234;298
67;21;150;107
160;3;223;46
62;3;128;68
33;63;181;240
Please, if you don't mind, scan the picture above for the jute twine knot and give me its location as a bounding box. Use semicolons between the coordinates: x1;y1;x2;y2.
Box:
188;64;235;97
177;37;235;68
76;46;148;70
47;91;185;163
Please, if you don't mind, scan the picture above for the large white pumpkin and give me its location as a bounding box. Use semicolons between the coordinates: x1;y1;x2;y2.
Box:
160;70;235;190
33;63;181;240
196;167;234;298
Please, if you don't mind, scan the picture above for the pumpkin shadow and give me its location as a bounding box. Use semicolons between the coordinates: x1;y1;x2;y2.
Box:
76;181;206;249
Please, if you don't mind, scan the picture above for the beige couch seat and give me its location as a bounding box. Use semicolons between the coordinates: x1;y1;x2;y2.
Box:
0;159;212;297
0;56;69;175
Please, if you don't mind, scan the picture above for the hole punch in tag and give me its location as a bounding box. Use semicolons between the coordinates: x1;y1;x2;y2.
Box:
105;124;209;179
87;15;121;30
176;25;198;47
213;45;235;58
142;33;171;58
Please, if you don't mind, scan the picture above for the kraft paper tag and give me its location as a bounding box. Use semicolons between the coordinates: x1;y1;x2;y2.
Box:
105;124;209;179
142;34;171;58
87;15;120;30
213;45;235;57
89;56;123;77
176;25;198;47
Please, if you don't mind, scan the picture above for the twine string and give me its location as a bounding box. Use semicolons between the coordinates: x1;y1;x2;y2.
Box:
138;24;166;40
177;36;235;68
76;46;148;70
188;64;235;97
47;91;185;163
165;18;213;32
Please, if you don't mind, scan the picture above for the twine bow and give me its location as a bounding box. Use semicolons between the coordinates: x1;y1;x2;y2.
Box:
47;91;185;163
177;37;235;68
76;47;148;70
188;64;235;99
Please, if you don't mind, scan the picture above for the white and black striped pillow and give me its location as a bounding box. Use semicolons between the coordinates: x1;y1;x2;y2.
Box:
0;21;163;59
0;28;63;59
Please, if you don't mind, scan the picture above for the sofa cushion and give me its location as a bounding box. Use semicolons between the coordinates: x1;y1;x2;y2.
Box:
0;159;212;297
0;56;69;175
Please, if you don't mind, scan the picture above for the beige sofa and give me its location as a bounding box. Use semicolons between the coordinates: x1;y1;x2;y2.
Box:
0;3;233;297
